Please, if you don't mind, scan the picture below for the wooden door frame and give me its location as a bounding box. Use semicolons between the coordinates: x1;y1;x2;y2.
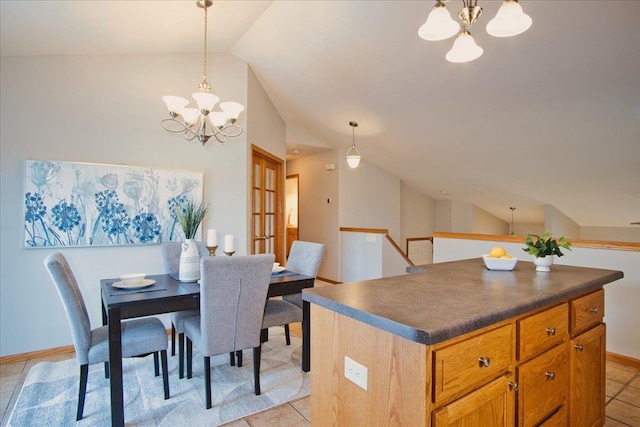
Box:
251;144;285;263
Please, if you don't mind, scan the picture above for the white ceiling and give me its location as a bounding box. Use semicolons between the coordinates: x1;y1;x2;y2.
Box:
2;0;639;227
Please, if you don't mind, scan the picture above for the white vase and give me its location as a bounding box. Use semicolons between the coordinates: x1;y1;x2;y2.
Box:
179;239;200;282
534;256;553;272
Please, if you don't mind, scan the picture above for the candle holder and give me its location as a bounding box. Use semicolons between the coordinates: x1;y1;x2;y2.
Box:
206;245;218;256
224;251;235;257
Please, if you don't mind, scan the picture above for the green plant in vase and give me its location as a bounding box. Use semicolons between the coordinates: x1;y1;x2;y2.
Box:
522;232;572;272
175;199;209;240
174;199;208;282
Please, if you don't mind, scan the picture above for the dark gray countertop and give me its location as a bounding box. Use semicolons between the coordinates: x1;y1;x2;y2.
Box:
302;258;623;345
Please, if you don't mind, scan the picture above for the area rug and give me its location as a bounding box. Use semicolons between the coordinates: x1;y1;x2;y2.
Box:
7;330;309;426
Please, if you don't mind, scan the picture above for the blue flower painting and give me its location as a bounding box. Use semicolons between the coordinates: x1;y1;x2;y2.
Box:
24;160;203;248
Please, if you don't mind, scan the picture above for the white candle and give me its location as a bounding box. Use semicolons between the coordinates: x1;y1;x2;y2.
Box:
224;234;234;252
207;229;217;247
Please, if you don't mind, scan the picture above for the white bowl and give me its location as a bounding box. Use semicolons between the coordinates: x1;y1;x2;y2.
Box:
482;255;518;271
119;273;146;284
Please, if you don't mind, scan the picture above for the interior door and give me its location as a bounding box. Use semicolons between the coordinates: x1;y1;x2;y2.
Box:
251;145;284;263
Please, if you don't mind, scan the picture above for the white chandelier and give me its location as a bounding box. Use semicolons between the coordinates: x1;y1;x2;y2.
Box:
418;0;532;63
161;0;244;145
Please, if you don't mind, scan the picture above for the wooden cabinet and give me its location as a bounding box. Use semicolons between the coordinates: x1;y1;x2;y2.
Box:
570;323;606;427
433;375;515;427
311;287;608;427
516;342;569;427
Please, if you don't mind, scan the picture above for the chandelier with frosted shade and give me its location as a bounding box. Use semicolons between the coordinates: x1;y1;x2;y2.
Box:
161;0;244;145
418;0;532;63
345;121;361;169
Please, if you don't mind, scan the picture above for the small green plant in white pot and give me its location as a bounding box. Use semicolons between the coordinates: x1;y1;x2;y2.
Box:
175;199;208;282
522;232;572;272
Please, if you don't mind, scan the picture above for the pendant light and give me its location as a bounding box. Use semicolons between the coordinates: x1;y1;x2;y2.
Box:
345;121;361;169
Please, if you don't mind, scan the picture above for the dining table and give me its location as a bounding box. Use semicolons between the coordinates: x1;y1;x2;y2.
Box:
100;269;314;427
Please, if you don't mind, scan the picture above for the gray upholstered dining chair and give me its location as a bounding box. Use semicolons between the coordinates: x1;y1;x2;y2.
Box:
183;253;274;409
44;252;169;421
264;240;324;345
160;241;208;378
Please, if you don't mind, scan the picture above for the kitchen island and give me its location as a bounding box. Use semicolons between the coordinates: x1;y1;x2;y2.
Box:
302;258;623;426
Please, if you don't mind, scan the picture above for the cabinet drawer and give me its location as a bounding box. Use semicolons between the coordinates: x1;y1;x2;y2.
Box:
517;343;569;427
433;324;514;405
517;303;568;361
432;374;515;427
571;290;604;336
538;405;567;427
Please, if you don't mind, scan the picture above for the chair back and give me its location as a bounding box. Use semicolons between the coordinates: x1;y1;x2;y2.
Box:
198;254;274;356
43;252;91;364
160;241;209;274
286;241;325;278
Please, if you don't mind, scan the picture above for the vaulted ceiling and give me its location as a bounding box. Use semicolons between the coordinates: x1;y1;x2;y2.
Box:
2;1;638;227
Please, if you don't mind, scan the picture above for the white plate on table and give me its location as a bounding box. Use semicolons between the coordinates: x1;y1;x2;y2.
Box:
112;279;156;289
272;266;286;274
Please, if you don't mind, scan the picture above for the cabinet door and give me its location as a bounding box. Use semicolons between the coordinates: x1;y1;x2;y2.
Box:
570;324;605;427
517;343;569;427
433;375;515;427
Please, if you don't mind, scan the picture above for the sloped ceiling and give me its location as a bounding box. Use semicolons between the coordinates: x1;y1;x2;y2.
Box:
2;0;639;227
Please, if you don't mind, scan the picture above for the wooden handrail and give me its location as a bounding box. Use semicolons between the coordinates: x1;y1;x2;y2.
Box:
339;227;388;234
340;227;414;266
432;232;640;252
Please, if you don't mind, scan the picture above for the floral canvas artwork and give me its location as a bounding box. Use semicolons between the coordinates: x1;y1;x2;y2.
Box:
24;160;204;248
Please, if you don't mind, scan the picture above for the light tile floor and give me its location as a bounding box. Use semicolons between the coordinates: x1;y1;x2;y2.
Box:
2;326;638;426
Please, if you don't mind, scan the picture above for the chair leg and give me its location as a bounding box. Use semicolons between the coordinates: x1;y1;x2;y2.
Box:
161;350;170;400
253;346;261;395
284;324;291;345
236;350;243;367
204;356;212;409
186;337;193;379
178;332;185;379
229;351;235;366
77;364;89;421
171;323;176;356
104;361;109;379
154;352;160;377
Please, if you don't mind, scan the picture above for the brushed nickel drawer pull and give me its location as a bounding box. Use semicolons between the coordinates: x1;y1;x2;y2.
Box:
588;307;598;314
546;327;556;336
545;372;555;380
478;357;490;367
509;381;519;391
574;344;584;351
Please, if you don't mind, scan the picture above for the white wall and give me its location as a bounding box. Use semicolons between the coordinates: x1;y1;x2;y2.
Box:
433;237;640;359
580;226;640;243
0;53;285;357
545;204;580;238
400;183;435;253
286;150;340;281
473;205;509;235
514;223;545;236
339;156;401;240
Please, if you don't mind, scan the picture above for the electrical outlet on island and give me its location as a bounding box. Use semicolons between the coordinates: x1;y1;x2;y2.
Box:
344;355;368;390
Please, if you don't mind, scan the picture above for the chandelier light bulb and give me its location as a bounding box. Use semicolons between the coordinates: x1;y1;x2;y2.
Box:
418;1;460;41
446;28;484;63
486;0;532;37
